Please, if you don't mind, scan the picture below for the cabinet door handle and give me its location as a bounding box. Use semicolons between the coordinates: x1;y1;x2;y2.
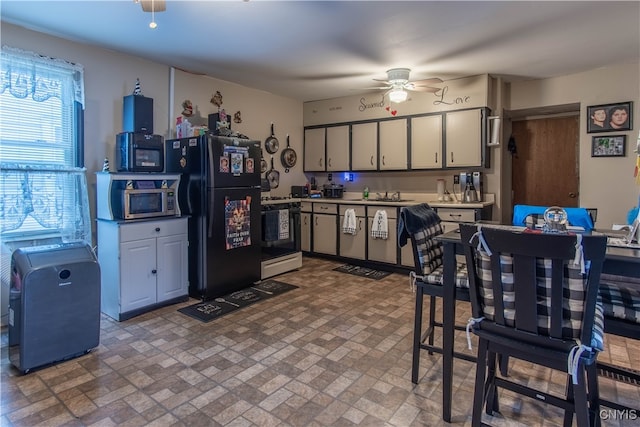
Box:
315;217;318;226
450;152;454;163
151;269;157;274
358;219;362;230
319;158;323;167
155;227;161;232
435;152;438;164
304;217;308;225
328;158;332;167
449;213;462;219
382;155;386;165
370;155;374;166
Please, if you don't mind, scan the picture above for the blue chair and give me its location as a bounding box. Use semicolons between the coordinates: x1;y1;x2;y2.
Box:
512;205;594;230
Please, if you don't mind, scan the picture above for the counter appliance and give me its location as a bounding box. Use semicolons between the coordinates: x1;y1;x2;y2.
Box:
116;132;164;173
459;172;483;203
322;183;344;198
165;134;262;300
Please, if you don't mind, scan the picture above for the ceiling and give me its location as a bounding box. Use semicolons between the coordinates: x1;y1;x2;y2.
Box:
2;1;639;103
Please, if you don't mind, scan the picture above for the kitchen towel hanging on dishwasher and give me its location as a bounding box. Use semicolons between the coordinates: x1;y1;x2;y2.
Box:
371;209;388;239
342;209;357;235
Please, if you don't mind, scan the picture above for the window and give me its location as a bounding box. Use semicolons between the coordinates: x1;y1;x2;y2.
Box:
0;46;89;244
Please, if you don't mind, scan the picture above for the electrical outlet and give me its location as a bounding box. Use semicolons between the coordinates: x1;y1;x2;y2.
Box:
327;173;333;181
453;175;460;185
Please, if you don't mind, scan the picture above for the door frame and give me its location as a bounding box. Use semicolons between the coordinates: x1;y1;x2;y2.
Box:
501;104;581;224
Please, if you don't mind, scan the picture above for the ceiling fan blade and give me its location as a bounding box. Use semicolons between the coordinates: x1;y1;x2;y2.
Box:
409;86;440;93
373;78;392;83
292;72;370;81
361;86;392;90
141;0;166;12
410;77;443;85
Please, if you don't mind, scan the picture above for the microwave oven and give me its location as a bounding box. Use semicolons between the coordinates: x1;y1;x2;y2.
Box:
120;188;176;220
116;132;164;173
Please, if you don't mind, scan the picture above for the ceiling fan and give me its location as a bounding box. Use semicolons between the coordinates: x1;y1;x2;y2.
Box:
368;68;442;103
137;0;166;13
135;0;166;29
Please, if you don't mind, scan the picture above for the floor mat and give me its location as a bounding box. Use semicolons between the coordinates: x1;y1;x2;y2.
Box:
178;280;298;323
332;264;392;280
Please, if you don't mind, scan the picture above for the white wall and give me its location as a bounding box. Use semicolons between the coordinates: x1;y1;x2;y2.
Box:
1;23;305;242
510;61;640;228
172;70;305;194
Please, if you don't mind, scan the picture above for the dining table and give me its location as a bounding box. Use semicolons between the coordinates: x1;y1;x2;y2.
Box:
430;227;640;423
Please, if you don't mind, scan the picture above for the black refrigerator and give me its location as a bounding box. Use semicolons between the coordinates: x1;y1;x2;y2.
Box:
165;134;262;300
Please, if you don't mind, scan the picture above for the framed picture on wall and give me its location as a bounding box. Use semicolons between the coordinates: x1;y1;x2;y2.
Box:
591;135;626;157
586;101;633;133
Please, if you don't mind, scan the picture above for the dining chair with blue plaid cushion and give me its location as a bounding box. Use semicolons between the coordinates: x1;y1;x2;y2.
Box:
459;224;607;427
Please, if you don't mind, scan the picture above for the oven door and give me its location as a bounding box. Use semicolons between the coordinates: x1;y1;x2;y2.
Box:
261;203;301;261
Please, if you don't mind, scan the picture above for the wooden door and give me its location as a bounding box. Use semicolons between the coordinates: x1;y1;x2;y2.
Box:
511;116;579;208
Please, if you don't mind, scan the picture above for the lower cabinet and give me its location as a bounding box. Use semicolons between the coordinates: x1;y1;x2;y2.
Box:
436;208;479;232
304;201;491;271
339;205;366;260
400;240;415;268
313;203;338;256
98;217;188;321
301;202;312;252
367;206;398;264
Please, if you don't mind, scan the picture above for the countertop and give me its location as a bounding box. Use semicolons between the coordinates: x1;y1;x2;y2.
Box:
298;192;495;209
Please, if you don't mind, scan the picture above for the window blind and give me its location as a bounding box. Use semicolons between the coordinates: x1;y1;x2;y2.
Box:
0;46;87;243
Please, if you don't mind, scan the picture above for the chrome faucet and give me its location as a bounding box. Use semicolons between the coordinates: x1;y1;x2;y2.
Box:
391;191;401;201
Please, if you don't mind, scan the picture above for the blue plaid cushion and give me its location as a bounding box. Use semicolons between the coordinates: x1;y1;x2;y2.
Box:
475;250;603;350
411;224;444;275
598;276;640;325
424;263;469;289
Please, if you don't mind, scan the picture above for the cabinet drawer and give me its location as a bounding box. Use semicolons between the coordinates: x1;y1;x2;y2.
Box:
367;206;398;220
437;208;476;223
300;201;313;212
339;205;366;217
313;203;338;214
119;217;187;242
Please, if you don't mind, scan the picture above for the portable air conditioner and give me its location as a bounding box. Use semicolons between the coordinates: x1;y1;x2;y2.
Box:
9;242;101;374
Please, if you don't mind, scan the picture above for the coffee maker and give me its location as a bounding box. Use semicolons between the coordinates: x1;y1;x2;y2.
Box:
460;172;483;203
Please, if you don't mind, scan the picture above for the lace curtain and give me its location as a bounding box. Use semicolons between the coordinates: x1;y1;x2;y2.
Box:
1;45;84;107
0;46;89;244
0;166;91;244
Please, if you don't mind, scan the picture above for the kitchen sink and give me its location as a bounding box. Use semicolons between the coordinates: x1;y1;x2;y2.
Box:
373;198;414;203
341;198;414;203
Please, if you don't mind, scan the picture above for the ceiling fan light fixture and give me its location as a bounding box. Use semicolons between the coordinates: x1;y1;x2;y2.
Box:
389;87;408;103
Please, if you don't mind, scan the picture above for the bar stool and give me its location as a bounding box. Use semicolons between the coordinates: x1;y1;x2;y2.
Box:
397;204;471;384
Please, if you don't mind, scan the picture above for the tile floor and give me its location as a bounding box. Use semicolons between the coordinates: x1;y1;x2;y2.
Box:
1;257;638;426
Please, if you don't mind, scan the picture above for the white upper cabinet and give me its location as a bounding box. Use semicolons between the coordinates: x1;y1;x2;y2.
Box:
445;109;482;167
326;125;350;171
351;122;378;171
304;127;326;172
379;119;407;170
411;115;443;169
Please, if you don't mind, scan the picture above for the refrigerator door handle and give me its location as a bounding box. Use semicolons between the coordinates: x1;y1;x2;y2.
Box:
207;194;214;238
207;137;215;188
